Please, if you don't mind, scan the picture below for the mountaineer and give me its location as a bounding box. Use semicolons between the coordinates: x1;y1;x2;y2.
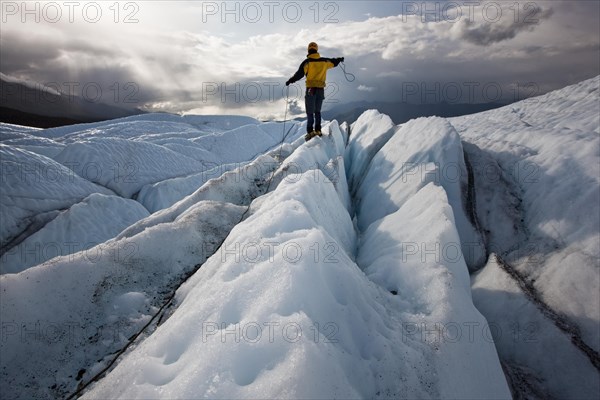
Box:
285;42;344;141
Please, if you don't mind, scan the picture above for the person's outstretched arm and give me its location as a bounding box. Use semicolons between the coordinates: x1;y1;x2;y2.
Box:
286;61;306;86
331;57;344;67
323;57;345;71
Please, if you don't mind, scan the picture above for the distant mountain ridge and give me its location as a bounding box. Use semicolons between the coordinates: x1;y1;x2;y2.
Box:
326;100;507;125
0;78;144;128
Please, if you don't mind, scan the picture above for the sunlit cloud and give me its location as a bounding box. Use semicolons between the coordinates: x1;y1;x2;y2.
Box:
1;0;598;119
358;85;376;92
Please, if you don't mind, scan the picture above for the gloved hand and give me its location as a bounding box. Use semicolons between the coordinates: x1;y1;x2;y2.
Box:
285;80;291;86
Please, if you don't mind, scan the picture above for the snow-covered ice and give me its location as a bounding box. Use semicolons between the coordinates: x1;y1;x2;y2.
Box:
451;76;600;398
82;125;509;400
352;116;485;269
1;77;599;399
0;145;113;252
1;193;149;274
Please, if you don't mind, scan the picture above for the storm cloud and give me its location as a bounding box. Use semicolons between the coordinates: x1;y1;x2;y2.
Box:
453;5;555;46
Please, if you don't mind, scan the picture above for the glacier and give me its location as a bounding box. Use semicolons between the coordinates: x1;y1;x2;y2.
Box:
1;77;598;399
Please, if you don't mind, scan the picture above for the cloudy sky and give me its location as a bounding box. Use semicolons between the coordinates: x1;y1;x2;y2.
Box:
1;0;599;119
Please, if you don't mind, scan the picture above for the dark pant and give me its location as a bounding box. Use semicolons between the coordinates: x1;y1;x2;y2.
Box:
305;87;325;133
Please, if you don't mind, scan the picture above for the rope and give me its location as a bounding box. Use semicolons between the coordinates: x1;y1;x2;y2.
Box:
339;61;356;82
66;88;295;400
279;85;292;150
265;86;293;193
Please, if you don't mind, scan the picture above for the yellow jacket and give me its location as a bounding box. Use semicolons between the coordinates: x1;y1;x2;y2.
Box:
288;52;343;88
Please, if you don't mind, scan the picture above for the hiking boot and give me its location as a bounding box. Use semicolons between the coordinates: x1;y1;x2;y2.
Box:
315;130;322;137
305;131;317;141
